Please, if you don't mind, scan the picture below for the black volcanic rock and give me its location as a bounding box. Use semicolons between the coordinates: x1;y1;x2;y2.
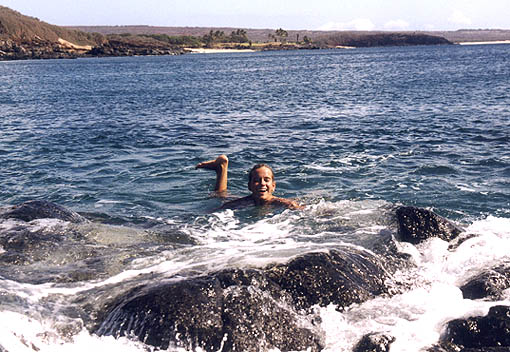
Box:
266;248;389;311
95;270;324;352
438;306;510;350
0;39;79;60
95;248;390;351
460;266;510;300
87;35;185;57
395;206;462;244
354;332;395;352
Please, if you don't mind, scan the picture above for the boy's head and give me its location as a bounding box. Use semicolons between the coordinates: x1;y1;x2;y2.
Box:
248;164;276;201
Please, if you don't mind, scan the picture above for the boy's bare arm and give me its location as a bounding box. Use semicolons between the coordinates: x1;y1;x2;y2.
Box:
196;154;229;194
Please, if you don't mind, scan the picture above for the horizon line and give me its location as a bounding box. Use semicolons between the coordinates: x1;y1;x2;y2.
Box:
64;24;510;32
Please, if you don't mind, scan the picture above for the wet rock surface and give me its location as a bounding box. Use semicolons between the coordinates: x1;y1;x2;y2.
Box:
395;206;462;244
0;201;169;284
266;248;389;311
460;265;510;300
95;270;324;351
0;200;87;223
354;332;395;352
435;306;510;351
95;247;390;351
0;201;88;268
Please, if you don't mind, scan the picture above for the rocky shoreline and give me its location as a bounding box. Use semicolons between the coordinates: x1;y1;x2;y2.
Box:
4;201;510;351
0;36;450;61
0;38;186;61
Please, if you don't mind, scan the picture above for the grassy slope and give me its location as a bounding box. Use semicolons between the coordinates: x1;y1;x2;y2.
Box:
0;6;99;45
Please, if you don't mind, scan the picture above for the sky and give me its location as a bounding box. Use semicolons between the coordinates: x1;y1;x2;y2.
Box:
2;0;509;31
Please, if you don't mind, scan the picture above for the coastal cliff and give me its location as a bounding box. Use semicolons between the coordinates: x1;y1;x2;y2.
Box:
0;6;184;60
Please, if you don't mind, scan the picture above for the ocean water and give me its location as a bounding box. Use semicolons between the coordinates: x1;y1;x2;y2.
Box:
0;44;509;351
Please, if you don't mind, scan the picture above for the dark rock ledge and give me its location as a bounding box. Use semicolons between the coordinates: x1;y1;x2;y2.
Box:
0;38;185;61
93;246;390;351
396;206;463;244
431;306;510;352
354;332;395;352
461;265;510;300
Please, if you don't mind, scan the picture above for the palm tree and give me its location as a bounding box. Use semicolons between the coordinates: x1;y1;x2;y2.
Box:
275;28;288;43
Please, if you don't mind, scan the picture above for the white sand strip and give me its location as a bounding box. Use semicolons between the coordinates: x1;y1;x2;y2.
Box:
458;40;510;45
185;48;256;54
58;38;92;51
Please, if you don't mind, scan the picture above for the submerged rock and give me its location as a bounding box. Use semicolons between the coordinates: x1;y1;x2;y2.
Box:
0;227;66;265
395;206;462;244
460;266;510;300
0;200;87;223
438;305;510;350
0;201;90;271
95;248;390;351
354;332;395;352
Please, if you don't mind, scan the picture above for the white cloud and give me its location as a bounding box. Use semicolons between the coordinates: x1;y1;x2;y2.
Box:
318;18;376;31
384;19;410;30
448;10;472;26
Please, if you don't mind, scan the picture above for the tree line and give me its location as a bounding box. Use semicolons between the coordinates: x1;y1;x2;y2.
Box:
141;28;314;48
141;29;251;48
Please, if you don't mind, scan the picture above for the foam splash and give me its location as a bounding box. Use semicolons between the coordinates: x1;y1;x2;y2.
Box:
320;215;510;351
1;206;509;352
0;311;149;352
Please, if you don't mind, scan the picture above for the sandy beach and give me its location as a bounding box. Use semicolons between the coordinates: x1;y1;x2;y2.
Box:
458;40;510;45
186;48;257;54
58;38;92;51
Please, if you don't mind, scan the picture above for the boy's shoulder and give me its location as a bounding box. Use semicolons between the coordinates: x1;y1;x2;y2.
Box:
221;195;255;209
270;197;303;210
221;196;303;210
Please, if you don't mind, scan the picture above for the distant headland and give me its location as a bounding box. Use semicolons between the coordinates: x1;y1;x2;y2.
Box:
1;6;510;61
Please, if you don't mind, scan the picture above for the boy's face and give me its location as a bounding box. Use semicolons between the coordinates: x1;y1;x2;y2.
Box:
248;167;276;201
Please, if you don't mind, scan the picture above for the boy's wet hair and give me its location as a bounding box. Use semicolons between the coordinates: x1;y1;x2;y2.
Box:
248;164;274;184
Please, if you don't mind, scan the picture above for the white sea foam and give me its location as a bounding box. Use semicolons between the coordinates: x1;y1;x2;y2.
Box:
0;218;22;231
1;208;509;352
456;183;477;192
94;199;123;208
320;215;510;351
0;311;148;352
0;217;63;232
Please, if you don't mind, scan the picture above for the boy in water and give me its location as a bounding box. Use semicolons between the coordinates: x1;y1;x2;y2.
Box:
196;155;302;210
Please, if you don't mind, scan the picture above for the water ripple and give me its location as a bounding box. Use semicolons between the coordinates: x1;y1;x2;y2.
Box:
1;46;509;218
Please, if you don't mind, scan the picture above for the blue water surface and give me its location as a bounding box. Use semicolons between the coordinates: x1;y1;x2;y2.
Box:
1;45;509;221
